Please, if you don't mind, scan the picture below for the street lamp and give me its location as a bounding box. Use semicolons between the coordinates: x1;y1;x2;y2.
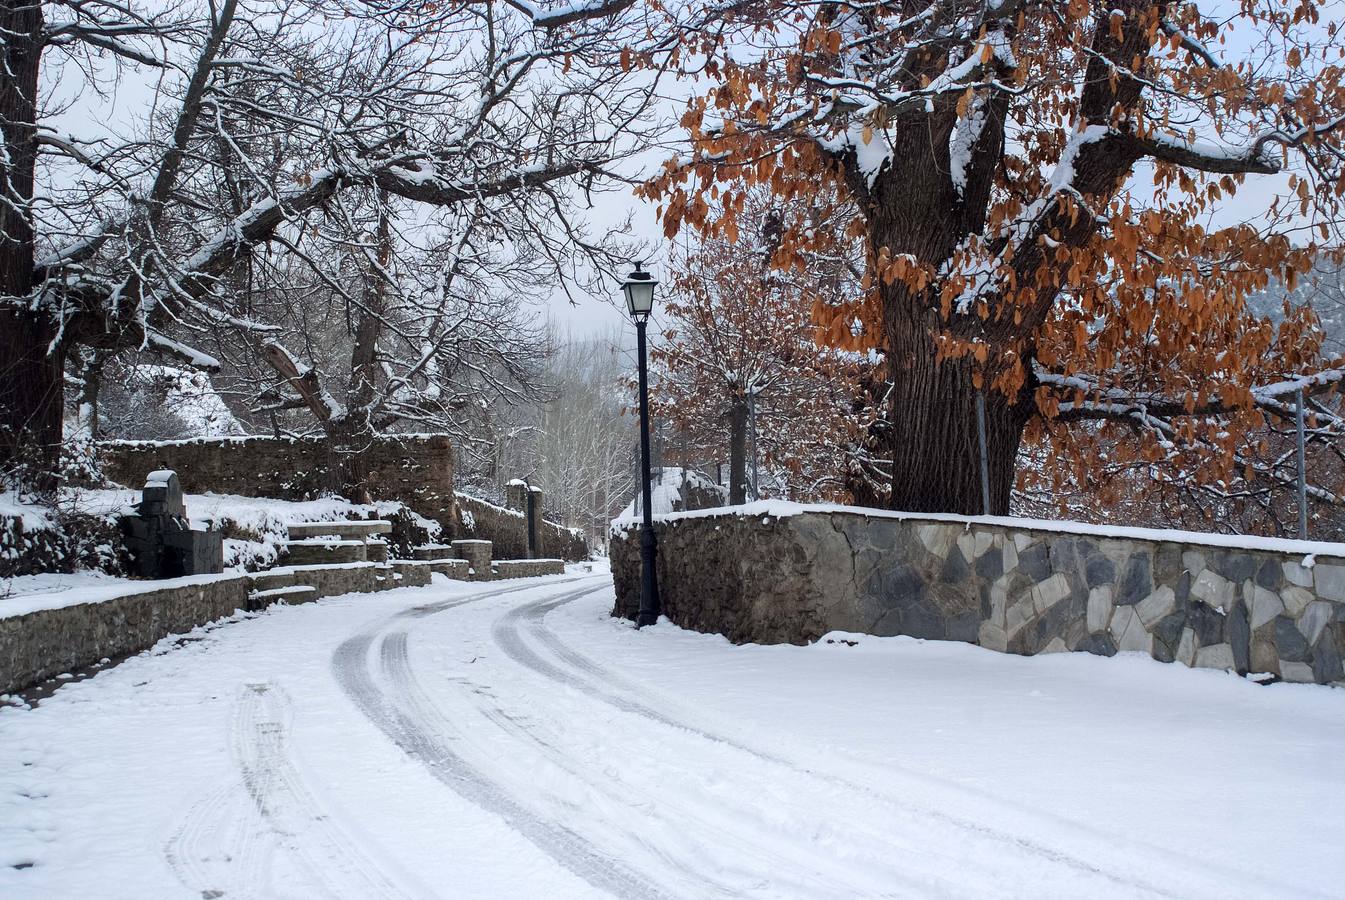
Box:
622;262;660;627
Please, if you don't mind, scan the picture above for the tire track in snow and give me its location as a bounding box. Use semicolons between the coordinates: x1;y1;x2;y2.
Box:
233;683;415;899
495;594;1210;900
164;774;274;899
333;576;675;900
376;627;887;899
165;682;413;900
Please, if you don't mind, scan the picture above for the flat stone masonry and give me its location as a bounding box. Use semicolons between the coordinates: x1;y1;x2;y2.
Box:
494;559;565;579
611;508;1345;686
451;539;493;581
457;493;587;561
101;435;457;532
0;575;248;694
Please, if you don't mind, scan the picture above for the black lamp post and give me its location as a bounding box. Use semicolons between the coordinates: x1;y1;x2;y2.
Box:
622;262;660;627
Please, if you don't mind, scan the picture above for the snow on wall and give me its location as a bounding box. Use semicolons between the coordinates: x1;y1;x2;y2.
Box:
612;506;1345;685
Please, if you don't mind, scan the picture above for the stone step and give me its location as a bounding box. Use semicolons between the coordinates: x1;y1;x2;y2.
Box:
428;558;471;580
411;543;457;561
286;520;392;540
246;570;296;592
392;559;433;588
366;540;389;563
494;559;566;579
283;539;367;566
247;584;319;610
264;561;385;598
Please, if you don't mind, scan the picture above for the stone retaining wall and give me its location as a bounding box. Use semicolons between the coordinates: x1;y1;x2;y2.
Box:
101;434;456;529
1;575;249;694
100;437;588;561
494;559;566;579
611;506;1345;685
457;494;588;562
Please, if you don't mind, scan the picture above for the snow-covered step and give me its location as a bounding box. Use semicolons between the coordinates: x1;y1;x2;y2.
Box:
365;539;389;563
428;558;470;580
411;543;457;561
246;570;296;593
282;539;367;566
286;520;392;540
247;584;319;610
392;559;433;588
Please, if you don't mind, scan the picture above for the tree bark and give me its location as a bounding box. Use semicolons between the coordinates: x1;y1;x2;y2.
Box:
0;0;57;491
884;338;1031;516
728;399;748;504
74;349;106;440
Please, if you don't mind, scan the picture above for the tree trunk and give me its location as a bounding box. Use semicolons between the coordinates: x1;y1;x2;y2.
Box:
0;0;57;491
883;302;1033;516
332;196;391;504
75;349;106;440
327;418;376;505
728;399;748;504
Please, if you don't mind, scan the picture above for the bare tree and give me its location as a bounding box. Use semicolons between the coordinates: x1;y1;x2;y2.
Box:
2;0;666;493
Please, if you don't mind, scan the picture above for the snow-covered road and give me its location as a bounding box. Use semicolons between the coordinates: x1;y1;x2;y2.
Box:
2;569;1342;899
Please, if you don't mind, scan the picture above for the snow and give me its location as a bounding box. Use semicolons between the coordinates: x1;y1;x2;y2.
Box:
949;93;989;196
615;466;723;520
0;572;1340;897
144;332;222;373
64;489;435;572
0;493;55;533
615;499;1345;560
132;366;243;437
817;122;893;188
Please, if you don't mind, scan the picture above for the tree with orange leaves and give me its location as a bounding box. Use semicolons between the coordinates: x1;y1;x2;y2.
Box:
653;187;868;502
644;0;1345;517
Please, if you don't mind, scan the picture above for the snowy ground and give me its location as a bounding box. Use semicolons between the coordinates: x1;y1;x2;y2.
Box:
1;567;1342;899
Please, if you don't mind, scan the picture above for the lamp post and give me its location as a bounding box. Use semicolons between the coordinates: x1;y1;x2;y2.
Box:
623;262;660;627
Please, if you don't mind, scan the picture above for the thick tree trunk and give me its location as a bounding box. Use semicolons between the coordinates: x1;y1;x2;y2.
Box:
0;0;57;490
332;197;391;504
326;418;376;505
728;399;748;504
882;297;1033;516
885;353;1029;516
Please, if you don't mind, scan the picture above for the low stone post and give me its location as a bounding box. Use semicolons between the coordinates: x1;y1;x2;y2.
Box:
451;539;494;581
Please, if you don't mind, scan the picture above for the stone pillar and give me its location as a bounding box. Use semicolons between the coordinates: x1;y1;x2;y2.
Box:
504;479;528;512
527;486;544;559
451;539;493;581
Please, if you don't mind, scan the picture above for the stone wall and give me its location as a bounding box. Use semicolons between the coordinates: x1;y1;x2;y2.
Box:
457;493;588;562
494;559;566;579
101;437;589;561
1;575;249;694
611;506;1345;685
101;434;456;529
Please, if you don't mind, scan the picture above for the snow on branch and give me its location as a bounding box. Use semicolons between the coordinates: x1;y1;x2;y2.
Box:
501;0;638;29
260;341;347;423
1132;116;1345;176
145;331;221;372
